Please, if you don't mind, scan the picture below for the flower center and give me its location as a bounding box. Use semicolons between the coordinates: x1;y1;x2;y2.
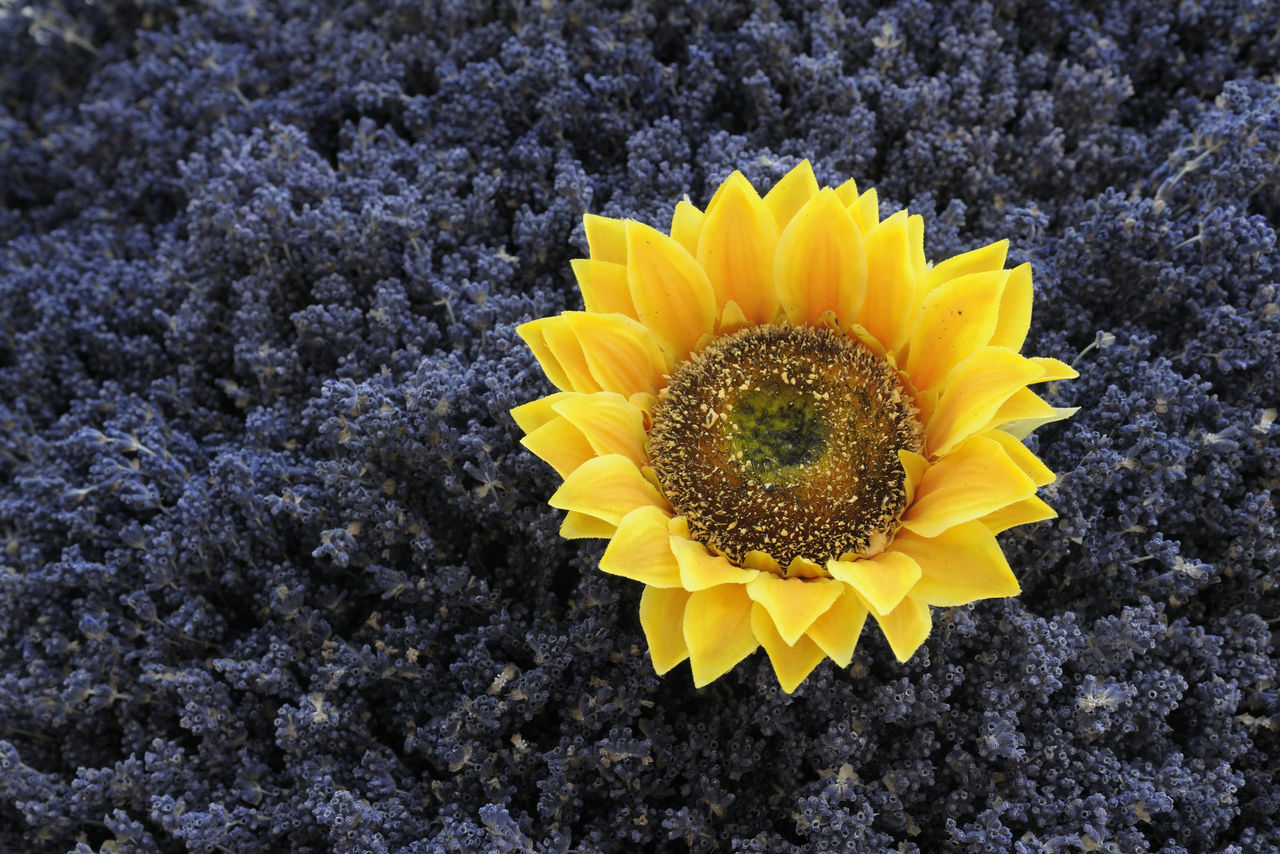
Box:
647;325;923;570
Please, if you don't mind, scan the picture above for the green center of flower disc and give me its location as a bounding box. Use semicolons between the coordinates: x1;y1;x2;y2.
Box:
648;325;924;569
724;386;828;475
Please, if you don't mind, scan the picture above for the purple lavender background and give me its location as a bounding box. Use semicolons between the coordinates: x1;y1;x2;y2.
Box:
2;1;1277;851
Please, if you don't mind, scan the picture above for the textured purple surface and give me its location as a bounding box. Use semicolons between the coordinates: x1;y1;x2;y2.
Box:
1;1;1277;851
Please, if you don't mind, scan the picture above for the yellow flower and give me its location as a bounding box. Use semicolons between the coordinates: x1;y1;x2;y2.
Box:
511;162;1076;692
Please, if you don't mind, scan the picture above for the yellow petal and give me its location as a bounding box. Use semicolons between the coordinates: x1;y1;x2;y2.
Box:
628;390;658;418
572;258;636;318
833;177;859;206
717;299;751;335
784;554;827;579
923;239;1009;294
541;318;602;391
981;364;1078;438
861;210;921;356
762;159;819;229
844;321;889;359
696;172;781;323
560;510;616;539
912;387;939;429
564;312;671;397
990;262;1032;352
872;595;932;663
983;428;1056;487
826;550;922;617
599;506;683;587
900;434;1037;538
517;313;668;396
666;514;692;538
551;392;648;468
517;318;576;391
670;535;754;590
986;387;1061;433
683;585;759;687
549;454;669;528
981;494;1056;533
905;269;1008;392
774;188;867;327
750;603;828;693
1023;408;1080;437
744;573;843;646
926;347;1048;457
1000;403;1079;440
584;213;627;264
1028;356;1079;382
899;449;930;505
639;585;692;674
848;187;879;235
521;414;596;478
625;221;716;360
703;171;732;214
908;213;927;289
742;549;781;574
893;522;1020;606
670;199;705;256
510;392;576;435
805;587;869;667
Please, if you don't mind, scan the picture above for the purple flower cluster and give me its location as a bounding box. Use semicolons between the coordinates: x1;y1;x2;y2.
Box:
2;0;1277;851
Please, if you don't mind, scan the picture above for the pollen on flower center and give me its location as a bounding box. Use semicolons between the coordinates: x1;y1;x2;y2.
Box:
648;325;924;570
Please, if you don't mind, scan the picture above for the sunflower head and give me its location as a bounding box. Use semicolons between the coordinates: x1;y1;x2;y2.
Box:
512;162;1075;692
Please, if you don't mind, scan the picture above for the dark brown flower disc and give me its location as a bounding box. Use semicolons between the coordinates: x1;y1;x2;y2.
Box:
647;325;924;569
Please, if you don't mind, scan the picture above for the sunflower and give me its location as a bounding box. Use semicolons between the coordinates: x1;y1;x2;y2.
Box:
512;161;1075;692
